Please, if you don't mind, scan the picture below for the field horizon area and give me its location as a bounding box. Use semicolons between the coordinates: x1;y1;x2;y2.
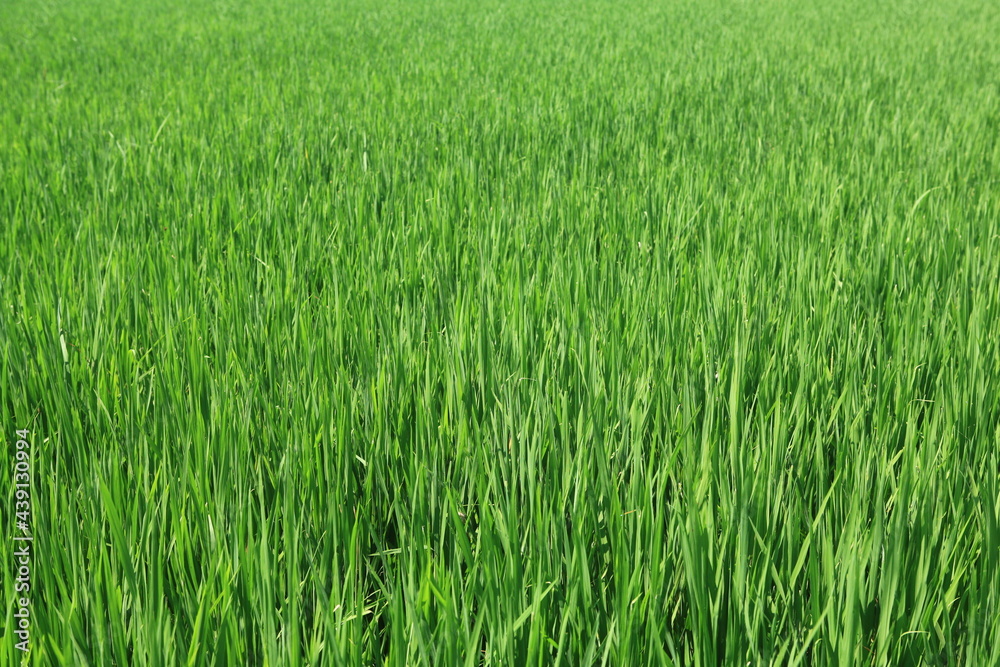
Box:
2;0;1000;664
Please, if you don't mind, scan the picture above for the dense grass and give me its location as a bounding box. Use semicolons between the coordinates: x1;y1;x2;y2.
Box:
2;0;999;664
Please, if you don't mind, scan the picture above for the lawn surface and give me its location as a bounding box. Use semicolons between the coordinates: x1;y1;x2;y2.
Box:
2;0;1000;664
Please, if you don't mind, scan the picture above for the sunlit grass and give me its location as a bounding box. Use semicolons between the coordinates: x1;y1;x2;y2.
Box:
2;0;999;664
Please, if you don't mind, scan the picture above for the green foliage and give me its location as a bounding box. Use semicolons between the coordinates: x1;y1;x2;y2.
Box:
2;0;999;664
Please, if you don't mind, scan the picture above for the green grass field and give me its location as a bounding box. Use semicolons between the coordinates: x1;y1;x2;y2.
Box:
2;0;999;664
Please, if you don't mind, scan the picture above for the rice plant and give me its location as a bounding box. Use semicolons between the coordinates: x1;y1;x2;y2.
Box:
1;0;999;664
